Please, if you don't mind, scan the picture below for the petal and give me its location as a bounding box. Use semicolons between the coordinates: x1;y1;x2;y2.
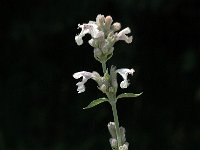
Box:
88;39;94;46
73;71;93;93
116;27;133;43
76;82;86;93
73;71;92;79
75;24;89;45
75;35;83;45
116;68;134;80
116;68;135;88
119;27;131;35
75;22;104;45
120;80;129;88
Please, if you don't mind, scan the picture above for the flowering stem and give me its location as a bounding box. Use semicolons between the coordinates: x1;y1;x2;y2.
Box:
110;101;122;148
102;61;106;74
101;59;121;147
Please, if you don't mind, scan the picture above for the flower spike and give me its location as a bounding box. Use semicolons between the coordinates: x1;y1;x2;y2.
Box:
73;14;141;150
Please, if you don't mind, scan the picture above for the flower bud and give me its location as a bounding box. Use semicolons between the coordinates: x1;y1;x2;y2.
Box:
112;22;121;31
105;16;113;30
88;39;95;47
108;122;117;139
120;127;126;144
109;138;118;149
96;14;105;28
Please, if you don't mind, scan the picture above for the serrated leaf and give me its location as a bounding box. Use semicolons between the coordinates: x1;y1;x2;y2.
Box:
83;98;108;109
117;92;143;100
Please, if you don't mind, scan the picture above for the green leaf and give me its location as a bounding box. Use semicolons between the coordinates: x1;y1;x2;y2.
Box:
83;98;108;109
117;92;143;100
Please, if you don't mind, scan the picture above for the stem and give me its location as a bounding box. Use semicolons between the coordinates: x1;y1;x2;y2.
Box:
102;61;106;74
111;101;122;148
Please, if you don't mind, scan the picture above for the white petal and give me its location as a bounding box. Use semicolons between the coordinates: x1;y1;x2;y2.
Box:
75;22;104;45
75;35;83;45
116;68;134;78
116;27;133;43
73;71;93;93
116;68;135;88
119;27;131;35
76;82;85;93
73;71;92;79
88;39;94;46
120;80;129;88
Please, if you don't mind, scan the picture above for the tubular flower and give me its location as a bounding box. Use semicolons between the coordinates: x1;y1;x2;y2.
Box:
116;68;135;88
115;27;133;43
73;71;101;93
73;70;109;94
73;68;135;93
75;22;104;45
73;71;93;93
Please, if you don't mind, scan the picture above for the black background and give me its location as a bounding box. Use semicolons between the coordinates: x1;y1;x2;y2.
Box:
1;0;199;150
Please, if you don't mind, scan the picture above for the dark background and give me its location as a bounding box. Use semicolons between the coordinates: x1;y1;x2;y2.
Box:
1;0;199;150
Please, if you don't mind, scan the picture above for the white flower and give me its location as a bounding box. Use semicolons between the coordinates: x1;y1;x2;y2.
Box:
116;27;133;43
75;22;104;45
73;71;93;93
73;71;100;93
116;68;135;88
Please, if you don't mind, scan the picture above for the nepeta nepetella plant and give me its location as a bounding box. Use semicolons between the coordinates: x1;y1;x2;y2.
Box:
73;14;142;150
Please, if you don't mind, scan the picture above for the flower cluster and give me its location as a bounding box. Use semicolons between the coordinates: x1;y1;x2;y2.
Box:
73;67;134;94
73;14;140;150
75;14;133;63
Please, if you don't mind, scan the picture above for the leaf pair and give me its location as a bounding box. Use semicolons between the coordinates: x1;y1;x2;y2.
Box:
83;92;142;109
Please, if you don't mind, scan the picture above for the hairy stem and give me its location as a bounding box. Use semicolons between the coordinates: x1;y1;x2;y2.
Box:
102;61;106;74
101;59;121;148
111;101;122;148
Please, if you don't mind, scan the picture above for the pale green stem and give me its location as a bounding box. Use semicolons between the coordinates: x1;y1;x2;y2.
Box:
102;61;106;74
101;60;121;148
111;101;122;148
